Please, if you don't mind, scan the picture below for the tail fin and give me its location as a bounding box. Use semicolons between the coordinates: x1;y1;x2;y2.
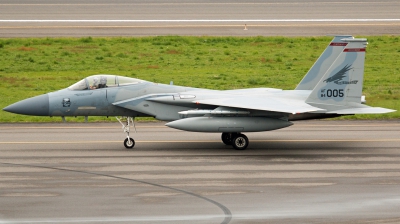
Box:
295;35;353;90
305;38;367;108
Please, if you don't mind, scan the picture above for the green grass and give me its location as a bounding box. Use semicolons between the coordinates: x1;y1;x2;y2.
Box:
0;36;399;122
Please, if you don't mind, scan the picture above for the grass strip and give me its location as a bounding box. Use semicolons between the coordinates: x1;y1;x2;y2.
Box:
0;36;399;122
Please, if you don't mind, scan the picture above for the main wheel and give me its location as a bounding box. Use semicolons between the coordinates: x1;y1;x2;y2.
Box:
221;132;232;145
124;138;135;148
231;134;249;150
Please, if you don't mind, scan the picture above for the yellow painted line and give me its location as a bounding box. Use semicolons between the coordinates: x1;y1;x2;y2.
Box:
292;124;400;127
0;141;120;144
0;139;399;144
0;124;399;130
251;139;400;142
0;126;167;129
1;124;399;129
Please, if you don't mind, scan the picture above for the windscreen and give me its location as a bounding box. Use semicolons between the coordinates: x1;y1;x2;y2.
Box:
68;79;88;90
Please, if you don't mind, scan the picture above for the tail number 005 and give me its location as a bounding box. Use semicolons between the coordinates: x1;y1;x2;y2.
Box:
321;89;344;97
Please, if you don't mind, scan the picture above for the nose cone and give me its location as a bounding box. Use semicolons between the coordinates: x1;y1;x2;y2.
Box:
3;94;49;116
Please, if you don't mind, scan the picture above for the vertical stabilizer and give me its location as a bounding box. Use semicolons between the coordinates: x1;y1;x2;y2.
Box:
295;35;353;90
306;38;367;107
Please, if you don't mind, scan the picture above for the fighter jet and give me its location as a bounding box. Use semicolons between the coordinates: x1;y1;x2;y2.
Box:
3;37;395;150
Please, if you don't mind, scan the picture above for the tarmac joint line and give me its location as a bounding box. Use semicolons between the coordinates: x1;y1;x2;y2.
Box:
0;162;232;224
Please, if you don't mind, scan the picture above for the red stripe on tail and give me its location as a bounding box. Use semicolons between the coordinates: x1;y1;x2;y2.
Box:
344;48;366;52
330;43;348;46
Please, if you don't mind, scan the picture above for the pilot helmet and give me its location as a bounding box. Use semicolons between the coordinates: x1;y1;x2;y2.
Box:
92;77;99;85
100;76;107;85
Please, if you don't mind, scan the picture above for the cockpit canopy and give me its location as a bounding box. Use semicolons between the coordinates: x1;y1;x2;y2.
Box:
68;75;144;91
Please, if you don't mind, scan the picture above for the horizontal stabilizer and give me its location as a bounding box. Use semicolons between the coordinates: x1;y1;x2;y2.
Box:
327;107;396;114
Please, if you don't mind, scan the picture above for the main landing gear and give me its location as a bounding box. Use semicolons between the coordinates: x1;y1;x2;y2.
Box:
221;132;249;150
116;117;136;149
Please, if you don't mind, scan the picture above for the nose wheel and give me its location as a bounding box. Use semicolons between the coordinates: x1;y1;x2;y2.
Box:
221;132;249;150
124;138;135;148
116;117;136;149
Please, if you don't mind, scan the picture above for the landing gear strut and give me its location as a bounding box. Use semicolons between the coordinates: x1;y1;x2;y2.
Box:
221;132;249;150
116;117;136;148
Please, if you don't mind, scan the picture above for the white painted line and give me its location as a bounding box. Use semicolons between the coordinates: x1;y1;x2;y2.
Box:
0;2;397;6
0;19;400;23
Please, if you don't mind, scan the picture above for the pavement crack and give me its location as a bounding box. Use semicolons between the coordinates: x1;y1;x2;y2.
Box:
0;162;232;224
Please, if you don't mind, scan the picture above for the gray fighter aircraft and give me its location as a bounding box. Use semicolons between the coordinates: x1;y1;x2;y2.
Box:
3;37;395;150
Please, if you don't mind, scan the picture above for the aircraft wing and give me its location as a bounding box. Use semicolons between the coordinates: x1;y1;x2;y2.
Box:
195;96;326;114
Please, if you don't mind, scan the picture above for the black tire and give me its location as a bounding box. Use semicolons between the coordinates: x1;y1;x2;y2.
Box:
221;132;232;145
231;134;249;150
124;138;135;148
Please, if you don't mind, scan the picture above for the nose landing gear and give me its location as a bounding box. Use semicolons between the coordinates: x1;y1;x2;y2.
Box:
116;117;136;149
124;137;135;148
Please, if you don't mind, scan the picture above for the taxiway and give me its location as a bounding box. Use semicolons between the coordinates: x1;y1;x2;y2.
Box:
1;120;400;223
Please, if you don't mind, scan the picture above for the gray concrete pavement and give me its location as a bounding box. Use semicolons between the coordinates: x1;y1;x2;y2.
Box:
1;1;400;223
0;0;399;37
1;120;400;223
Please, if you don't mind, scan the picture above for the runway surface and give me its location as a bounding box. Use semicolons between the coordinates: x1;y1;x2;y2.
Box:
0;0;400;37
1;120;400;223
1;1;400;223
